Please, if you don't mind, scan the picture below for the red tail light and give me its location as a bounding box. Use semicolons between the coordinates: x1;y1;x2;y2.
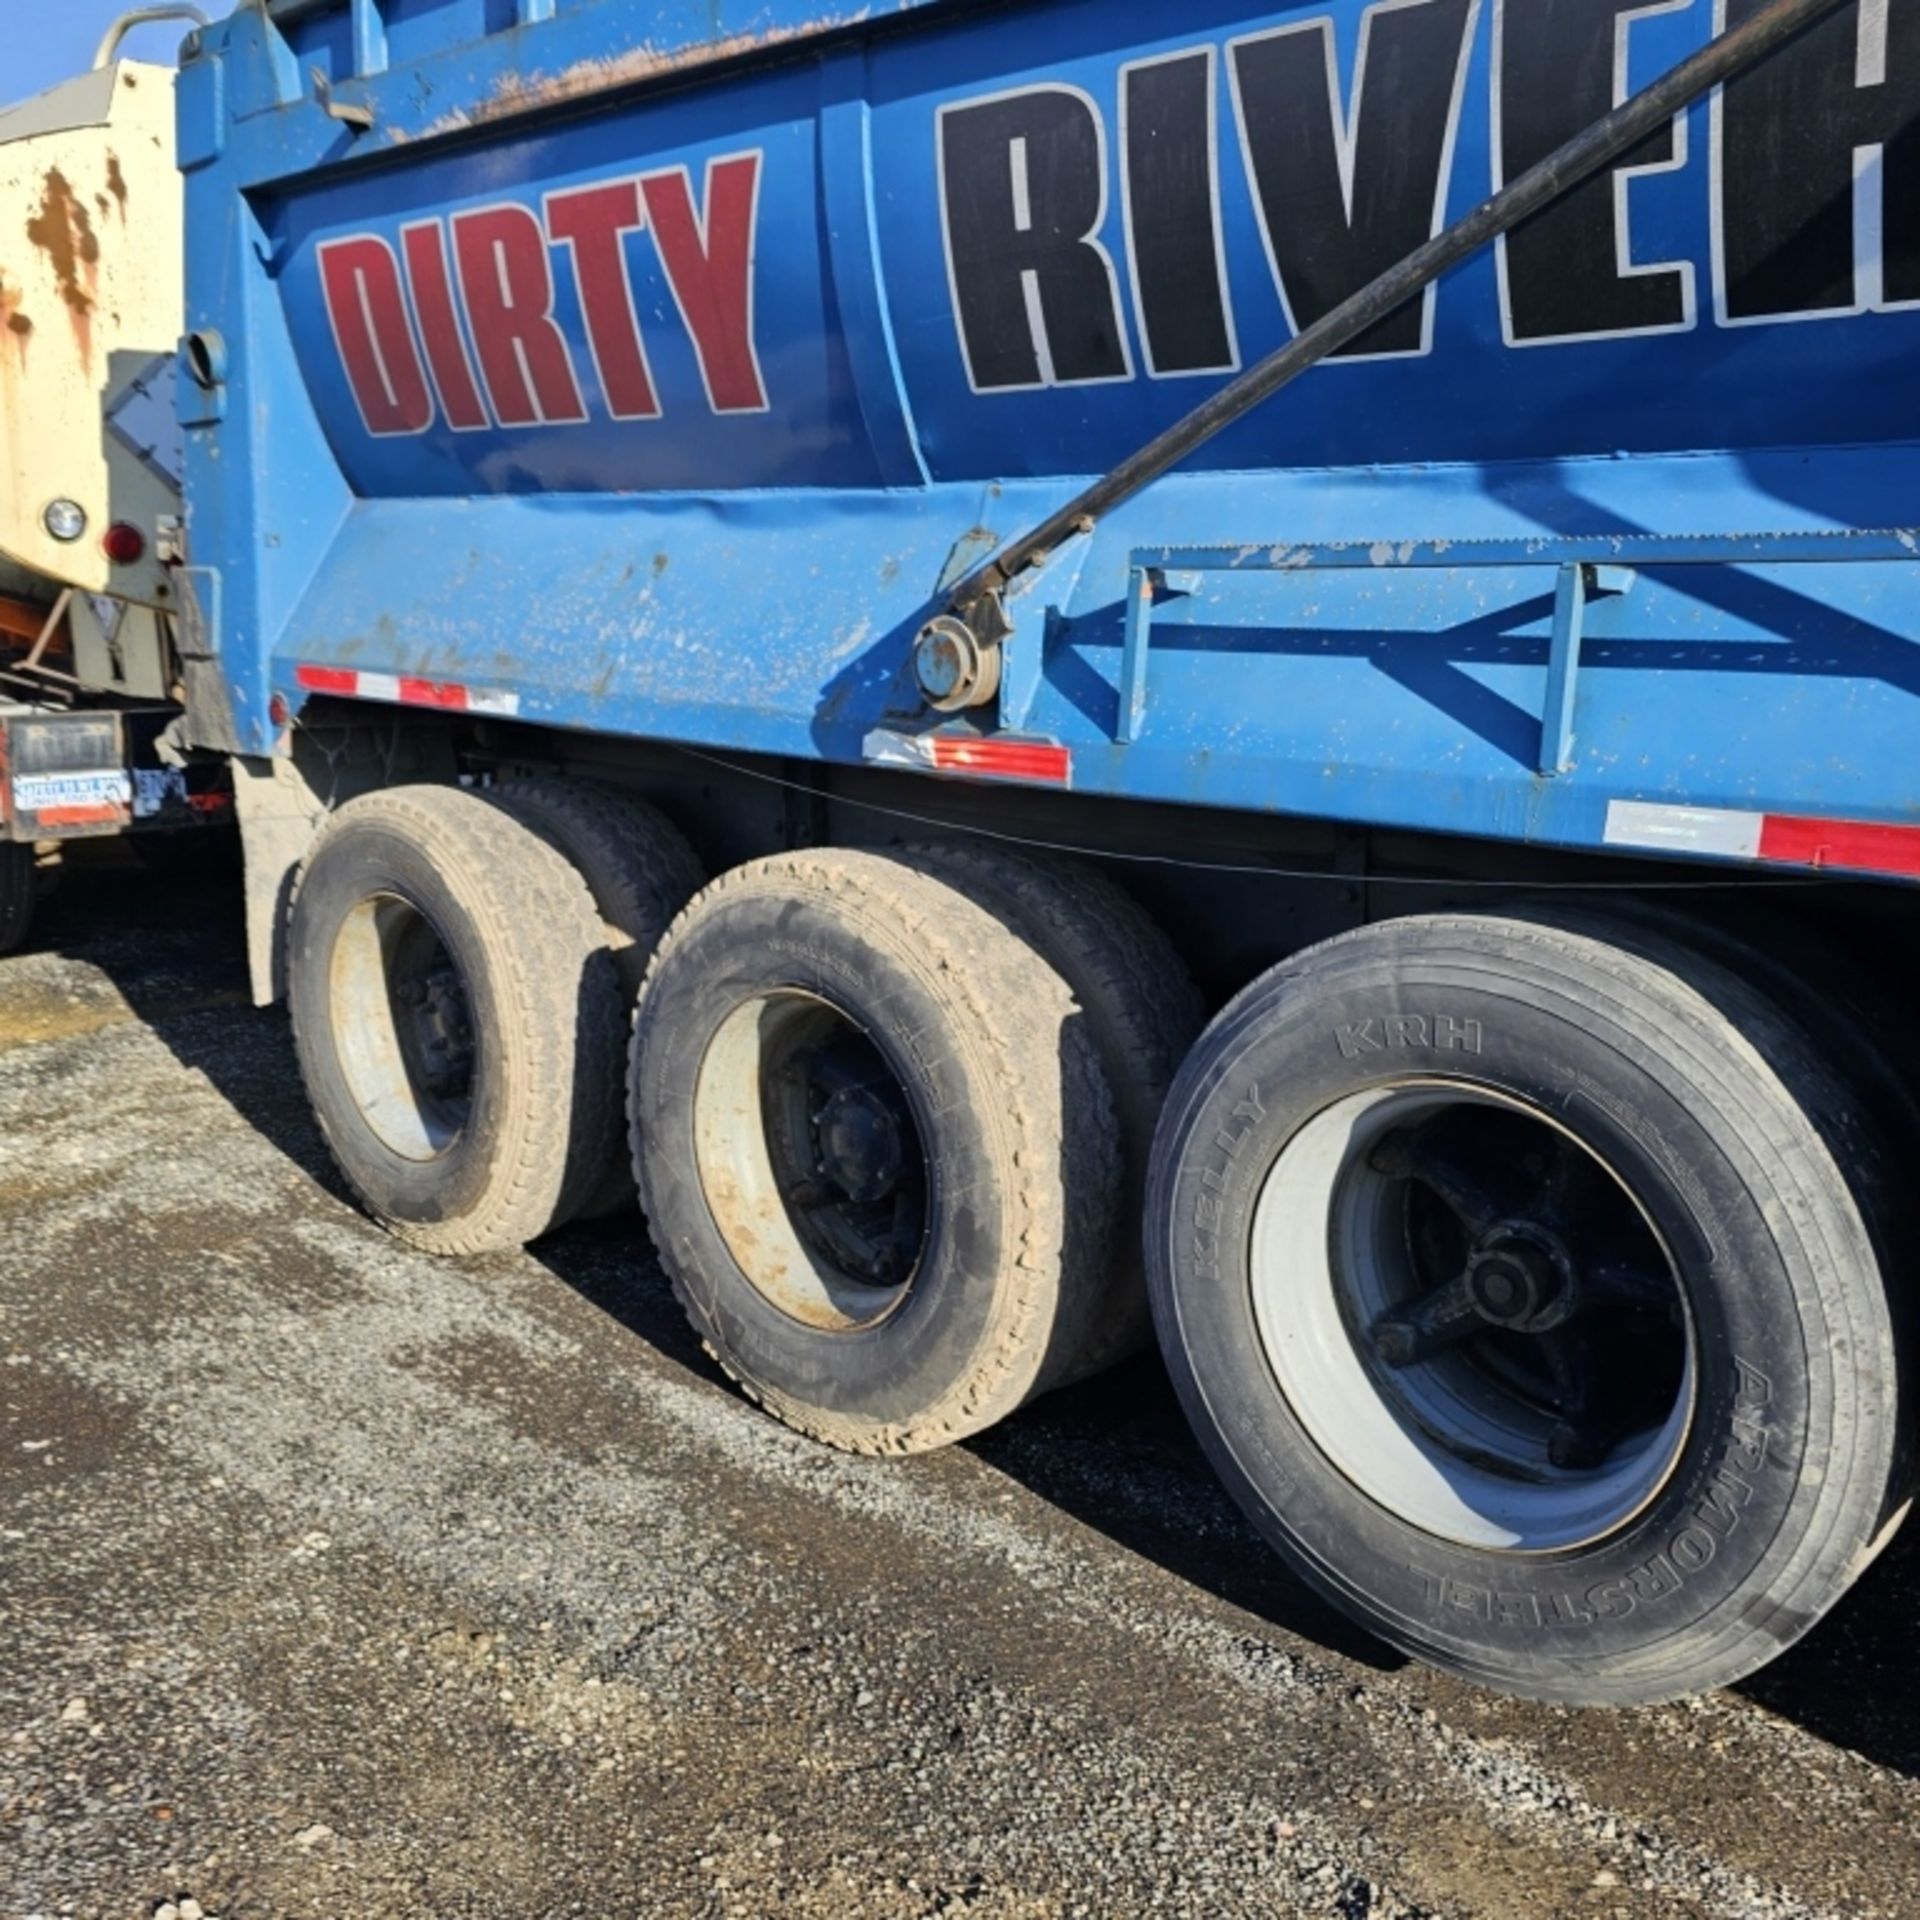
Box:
101;522;146;566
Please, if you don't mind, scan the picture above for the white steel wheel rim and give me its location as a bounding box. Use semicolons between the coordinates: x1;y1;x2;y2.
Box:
693;990;927;1333
1248;1083;1695;1553
327;891;473;1162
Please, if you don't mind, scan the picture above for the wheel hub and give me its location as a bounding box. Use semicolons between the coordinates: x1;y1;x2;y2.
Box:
1465;1224;1576;1331
1250;1085;1696;1552
401;963;474;1098
813;1083;905;1204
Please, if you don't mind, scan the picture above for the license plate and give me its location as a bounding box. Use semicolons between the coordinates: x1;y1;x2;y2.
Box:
12;770;132;813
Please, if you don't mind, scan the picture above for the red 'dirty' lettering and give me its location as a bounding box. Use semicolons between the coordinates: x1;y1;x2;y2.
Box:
452;203;588;427
401;218;490;431
317;234;435;436
545;179;661;421
643;155;769;414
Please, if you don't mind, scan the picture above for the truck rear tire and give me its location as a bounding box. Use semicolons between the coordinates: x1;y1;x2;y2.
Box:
494;775;704;1216
629;849;1120;1452
1145;910;1906;1705
0;843;35;954
907;839;1203;1375
287;785;625;1254
494;776;704;998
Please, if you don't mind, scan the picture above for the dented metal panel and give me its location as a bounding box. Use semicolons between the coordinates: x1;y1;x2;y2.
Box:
0;61;182;608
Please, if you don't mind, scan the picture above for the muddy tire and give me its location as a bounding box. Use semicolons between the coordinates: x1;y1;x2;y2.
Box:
908;839;1203;1374
287;784;625;1254
1146;910;1907;1705
629;848;1120;1453
0;843;35;954
494;775;704;1215
494;776;704;998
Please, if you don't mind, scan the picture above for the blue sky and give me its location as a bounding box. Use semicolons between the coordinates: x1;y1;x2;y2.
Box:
7;4;237;108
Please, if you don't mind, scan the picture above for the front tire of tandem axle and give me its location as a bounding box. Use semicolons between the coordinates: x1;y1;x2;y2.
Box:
1145;911;1909;1706
629;849;1121;1453
287;785;626;1255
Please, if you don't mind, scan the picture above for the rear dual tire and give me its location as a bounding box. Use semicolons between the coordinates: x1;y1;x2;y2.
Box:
628;848;1126;1452
285;783;1908;1704
1146;911;1909;1705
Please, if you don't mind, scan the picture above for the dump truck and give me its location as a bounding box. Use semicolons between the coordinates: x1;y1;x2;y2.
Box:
0;13;233;950
56;0;1920;1706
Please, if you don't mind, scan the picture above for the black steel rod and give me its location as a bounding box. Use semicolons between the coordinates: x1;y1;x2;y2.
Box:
953;0;1848;614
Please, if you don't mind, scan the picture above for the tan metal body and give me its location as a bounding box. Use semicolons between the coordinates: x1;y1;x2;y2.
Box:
0;60;181;613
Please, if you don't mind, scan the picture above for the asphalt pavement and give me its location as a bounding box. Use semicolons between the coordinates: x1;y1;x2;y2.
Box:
3;848;1917;1920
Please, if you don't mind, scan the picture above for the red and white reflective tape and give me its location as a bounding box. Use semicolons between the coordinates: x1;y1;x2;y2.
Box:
294;663;520;717
1606;799;1920;878
864;728;1071;787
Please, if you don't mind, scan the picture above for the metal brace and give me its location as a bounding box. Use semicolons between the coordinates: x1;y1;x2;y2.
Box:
1116;566;1201;744
1541;562;1635;775
311;66;375;133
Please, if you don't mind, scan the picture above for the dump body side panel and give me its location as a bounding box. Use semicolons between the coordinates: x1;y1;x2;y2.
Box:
180;0;1920;869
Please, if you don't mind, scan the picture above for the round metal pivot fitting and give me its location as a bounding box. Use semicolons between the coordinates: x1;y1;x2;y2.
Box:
913;615;1002;713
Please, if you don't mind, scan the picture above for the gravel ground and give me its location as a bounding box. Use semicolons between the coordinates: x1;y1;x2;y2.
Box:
2;849;1917;1920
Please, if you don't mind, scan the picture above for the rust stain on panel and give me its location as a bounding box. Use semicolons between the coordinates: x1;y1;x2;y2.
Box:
25;168;100;367
399;13;868;140
0;273;29;372
105;153;128;218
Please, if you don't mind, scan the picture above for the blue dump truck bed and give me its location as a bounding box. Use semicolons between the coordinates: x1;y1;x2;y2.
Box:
171;0;1920;1710
182;0;1920;870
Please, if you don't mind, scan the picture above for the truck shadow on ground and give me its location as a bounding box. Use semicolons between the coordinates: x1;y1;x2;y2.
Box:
542;1210;1403;1675
57;847;1920;1782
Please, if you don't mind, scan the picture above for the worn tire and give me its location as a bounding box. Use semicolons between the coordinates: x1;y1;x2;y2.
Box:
0;843;35;954
288;784;625;1254
494;775;704;1215
494;776;704;998
908;839;1203;1374
1146;909;1906;1705
630;849;1121;1453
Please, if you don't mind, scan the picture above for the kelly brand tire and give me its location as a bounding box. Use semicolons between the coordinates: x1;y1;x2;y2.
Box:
287;784;626;1254
629;848;1121;1453
494;775;705;1215
1145;910;1908;1705
908;839;1203;1373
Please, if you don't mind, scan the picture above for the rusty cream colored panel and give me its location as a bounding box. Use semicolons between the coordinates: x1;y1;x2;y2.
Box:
0;61;181;607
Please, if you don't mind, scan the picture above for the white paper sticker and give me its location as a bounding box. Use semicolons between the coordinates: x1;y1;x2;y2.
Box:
12;770;132;814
